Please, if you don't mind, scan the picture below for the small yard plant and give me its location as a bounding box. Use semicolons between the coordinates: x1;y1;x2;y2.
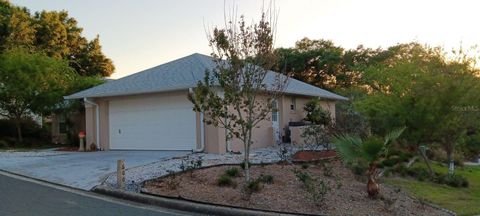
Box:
294;169;330;206
305;179;330;206
335;176;343;189
225;167;240;177
333;127;405;198
179;156;203;177
294;169;312;184
323;163;333;177
350;161;368;176
165;170;180;190
277;143;294;164
217;175;235;187
301;164;309;169
258;174;274;184
245;180;262;193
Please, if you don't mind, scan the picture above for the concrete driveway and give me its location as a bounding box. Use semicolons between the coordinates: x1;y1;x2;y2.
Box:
0;150;189;190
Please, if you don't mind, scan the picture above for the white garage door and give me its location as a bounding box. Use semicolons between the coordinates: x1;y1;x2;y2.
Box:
109;94;196;150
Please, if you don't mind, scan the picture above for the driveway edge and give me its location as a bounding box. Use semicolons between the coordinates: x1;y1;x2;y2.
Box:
93;185;317;216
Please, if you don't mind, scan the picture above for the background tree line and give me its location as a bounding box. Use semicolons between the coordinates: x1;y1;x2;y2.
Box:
275;38;480;172
0;0;114;77
0;0;112;145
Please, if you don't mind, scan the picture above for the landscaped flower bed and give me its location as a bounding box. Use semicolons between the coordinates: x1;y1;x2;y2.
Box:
142;160;451;215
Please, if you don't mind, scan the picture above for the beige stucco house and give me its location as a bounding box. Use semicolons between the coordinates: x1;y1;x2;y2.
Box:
65;53;347;154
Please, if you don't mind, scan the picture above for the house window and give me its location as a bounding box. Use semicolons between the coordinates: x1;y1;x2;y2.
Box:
290;97;296;111
59;115;67;134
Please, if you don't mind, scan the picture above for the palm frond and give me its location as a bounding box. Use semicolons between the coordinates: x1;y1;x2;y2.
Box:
332;134;362;163
361;136;384;162
383;126;406;157
384;126;406;145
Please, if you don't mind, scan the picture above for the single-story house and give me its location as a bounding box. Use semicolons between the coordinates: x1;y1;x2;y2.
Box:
64;53;347;153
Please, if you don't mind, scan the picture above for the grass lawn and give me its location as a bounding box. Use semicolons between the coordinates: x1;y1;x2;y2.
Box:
385;162;480;216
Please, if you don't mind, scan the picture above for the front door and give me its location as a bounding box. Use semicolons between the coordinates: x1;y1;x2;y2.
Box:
271;100;280;144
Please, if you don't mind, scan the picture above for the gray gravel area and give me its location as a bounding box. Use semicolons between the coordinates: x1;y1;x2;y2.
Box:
102;147;285;191
0;150;71;157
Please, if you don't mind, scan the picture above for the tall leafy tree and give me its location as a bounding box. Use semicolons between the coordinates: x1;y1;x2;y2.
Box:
0;0;114;77
0;48;76;143
74;36;114;76
276;38;345;90
4;7;35;48
356;44;480;173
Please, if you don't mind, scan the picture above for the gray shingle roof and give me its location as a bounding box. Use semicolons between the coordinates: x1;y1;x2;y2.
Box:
65;53;347;101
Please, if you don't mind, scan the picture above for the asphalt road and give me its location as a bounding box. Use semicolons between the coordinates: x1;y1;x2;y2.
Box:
0;171;189;216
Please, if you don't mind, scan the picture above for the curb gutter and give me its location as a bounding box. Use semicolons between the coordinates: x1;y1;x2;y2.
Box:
93;185;312;216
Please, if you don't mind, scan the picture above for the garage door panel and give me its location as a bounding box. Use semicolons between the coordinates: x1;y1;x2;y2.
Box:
109;94;196;150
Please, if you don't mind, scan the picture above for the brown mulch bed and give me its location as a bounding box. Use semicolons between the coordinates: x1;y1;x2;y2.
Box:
142;160;451;216
293;150;336;162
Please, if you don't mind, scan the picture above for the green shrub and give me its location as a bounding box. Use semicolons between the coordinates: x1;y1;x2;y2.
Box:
179;156;203;173
225;167;240;177
351;162;367;176
323;164;333;177
0;140;8;149
380;157;398;168
240;161;252;170
245;180;261;192
304;98;331;125
393;164;408;177
217;175;234;186
305;179;329;206
399;152;414;162
258;174;274;184
434;174;469;188
294;169;312;184
459;133;480;161
406;167;429;178
301;164;309;169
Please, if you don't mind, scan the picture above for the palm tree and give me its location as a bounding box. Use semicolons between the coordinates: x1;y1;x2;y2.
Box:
333;127;405;198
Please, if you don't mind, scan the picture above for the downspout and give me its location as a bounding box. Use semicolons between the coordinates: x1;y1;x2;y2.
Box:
189;88;205;152
195;112;205;152
84;98;100;150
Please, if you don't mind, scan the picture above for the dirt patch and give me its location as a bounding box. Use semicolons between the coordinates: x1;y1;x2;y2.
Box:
293;150;336;162
143;160;451;216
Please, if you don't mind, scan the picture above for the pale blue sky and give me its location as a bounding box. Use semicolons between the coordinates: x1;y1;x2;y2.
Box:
11;0;480;78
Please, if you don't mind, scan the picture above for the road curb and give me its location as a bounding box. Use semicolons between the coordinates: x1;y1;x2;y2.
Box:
93;185;316;216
